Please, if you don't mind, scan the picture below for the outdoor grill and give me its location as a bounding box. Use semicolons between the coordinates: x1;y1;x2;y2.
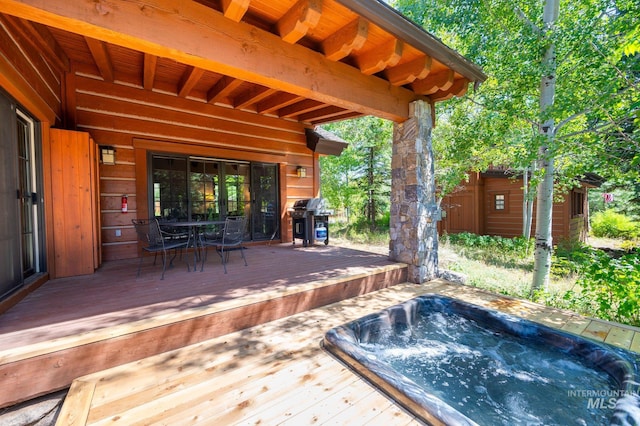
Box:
290;198;332;247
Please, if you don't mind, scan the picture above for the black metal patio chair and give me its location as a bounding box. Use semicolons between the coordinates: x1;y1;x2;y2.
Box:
132;218;189;280
200;216;248;273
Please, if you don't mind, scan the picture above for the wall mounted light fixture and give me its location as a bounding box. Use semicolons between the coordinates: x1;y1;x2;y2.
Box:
296;166;307;178
100;146;116;165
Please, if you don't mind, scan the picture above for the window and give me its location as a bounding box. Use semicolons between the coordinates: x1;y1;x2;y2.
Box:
150;154;278;241
494;194;506;210
572;190;585;217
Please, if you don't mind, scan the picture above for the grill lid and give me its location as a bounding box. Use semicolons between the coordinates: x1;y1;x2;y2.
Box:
292;198;329;212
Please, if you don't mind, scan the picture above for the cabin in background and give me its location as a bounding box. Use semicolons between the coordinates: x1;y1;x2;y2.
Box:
438;169;603;243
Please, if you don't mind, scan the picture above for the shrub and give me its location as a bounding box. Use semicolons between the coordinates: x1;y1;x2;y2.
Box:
576;248;640;327
590;210;639;239
551;242;592;278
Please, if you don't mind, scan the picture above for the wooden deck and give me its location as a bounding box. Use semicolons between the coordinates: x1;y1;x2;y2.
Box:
0;243;407;408
55;279;640;425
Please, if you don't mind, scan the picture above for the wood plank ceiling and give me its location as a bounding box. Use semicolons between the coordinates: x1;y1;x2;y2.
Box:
1;0;485;125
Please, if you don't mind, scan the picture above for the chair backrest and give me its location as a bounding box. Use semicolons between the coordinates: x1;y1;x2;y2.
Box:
222;216;245;246
132;218;164;248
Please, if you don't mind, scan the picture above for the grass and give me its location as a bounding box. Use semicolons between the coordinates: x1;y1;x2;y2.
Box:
331;223;626;322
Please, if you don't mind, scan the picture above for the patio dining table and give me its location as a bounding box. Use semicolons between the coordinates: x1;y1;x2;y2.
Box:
161;220;225;271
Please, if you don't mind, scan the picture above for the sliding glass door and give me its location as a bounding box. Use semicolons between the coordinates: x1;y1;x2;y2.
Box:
251;163;278;240
151;154;278;241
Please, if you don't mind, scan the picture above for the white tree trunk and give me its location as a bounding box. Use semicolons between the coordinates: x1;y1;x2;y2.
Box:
531;0;559;292
522;164;535;240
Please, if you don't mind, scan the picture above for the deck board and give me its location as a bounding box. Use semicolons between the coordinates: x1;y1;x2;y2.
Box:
57;280;640;425
0;244;408;408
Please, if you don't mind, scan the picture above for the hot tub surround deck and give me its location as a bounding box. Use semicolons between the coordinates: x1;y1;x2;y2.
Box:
323;294;640;425
55;280;640;425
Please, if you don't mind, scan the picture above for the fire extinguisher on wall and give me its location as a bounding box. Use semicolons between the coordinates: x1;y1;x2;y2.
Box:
121;195;128;213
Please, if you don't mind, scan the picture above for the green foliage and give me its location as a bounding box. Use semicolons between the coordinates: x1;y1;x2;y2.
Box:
391;0;640;213
443;232;534;271
576;249;640;326
331;220;389;245
441;232;640;326
620;239;639;252
319;117;392;227
590;210;640;239
445;232;533;256
590;187;640;221
392;0;639;292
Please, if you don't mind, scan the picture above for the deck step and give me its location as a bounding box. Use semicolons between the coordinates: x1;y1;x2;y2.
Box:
0;262;407;408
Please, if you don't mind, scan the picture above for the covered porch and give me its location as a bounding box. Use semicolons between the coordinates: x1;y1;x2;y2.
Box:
0;0;488;420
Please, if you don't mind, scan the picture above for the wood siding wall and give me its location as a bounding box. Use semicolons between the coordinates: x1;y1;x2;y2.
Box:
69;71;315;261
0;16;318;266
440;174;589;243
0;15;61;123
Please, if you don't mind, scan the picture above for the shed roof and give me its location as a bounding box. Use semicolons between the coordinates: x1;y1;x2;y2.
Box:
0;0;486;124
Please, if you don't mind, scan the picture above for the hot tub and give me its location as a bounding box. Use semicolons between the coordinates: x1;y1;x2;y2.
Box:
323;294;640;425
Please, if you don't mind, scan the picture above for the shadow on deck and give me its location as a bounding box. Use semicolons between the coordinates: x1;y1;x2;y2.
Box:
0;243;407;408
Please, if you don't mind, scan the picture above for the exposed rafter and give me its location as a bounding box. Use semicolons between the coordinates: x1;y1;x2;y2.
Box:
143;53;157;90
322;18;368;61
84;37;114;82
2;16;69;72
221;0;250;22
431;78;469;101
385;56;431;86
257;93;303;114
177;66;205;97
298;105;347;123
207;76;244;104
356;38;403;75
310;111;362;125
276;0;322;44
0;0;419;121
234;85;276;110
279;99;324;118
411;69;454;95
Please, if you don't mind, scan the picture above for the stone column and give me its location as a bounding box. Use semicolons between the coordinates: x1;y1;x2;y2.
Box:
389;100;439;283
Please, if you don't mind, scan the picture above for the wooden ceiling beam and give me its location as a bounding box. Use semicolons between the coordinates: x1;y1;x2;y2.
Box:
322;18;368;61
257;92;303;114
5;17;70;72
310;110;362;125
84;37;114;82
222;0;250;22
207;76;244;104
143;53;157;90
279;99;324;118
298;105;346;123
356;38;403;75
430;78;469;101
385;56;432;86
276;0;322;44
233;85;277;109
0;0;420;121
411;69;454;95
177;65;205;97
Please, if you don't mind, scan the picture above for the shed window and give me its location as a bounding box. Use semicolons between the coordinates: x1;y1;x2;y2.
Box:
494;194;506;210
572;191;585;217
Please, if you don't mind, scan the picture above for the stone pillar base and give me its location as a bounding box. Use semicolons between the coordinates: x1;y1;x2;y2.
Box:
389;100;439;283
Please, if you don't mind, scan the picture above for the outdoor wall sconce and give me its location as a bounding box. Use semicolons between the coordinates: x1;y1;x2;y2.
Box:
100;146;116;165
297;166;307;178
